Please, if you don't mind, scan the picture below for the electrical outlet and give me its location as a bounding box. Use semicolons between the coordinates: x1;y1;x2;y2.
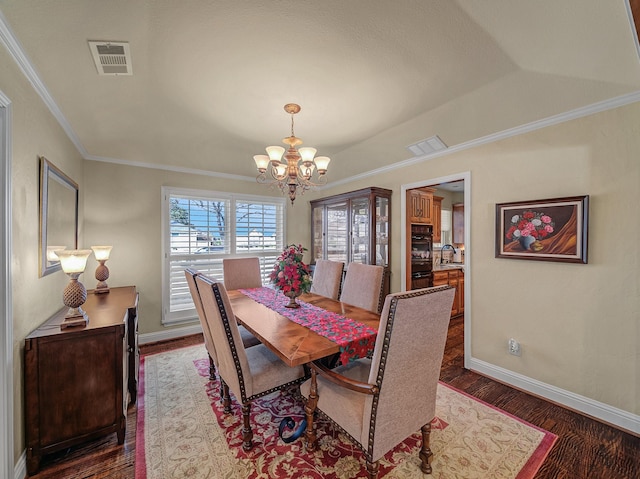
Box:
508;338;521;356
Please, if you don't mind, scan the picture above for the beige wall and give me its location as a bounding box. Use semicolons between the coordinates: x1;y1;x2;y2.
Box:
5;42;639;464
240;95;636;417
82;162;290;334
1;46;85;463
271;102;640;416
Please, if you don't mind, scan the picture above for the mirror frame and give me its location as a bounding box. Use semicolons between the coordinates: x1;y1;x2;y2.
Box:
39;156;79;277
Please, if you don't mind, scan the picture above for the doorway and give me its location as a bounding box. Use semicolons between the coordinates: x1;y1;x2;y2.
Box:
0;92;13;478
402;172;470;369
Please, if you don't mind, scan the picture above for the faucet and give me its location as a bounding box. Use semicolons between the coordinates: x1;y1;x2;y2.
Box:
440;244;456;264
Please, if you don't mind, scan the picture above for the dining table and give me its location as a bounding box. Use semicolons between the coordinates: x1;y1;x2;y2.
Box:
226;287;381;442
226;288;381;367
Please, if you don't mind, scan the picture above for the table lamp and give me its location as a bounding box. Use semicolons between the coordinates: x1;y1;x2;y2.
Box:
91;245;113;293
46;245;66;263
55;249;92;329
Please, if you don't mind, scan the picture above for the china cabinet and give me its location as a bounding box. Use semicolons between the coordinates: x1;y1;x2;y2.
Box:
311;187;391;298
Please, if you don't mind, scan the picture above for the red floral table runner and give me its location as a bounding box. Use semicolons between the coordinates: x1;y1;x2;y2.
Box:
239;287;377;365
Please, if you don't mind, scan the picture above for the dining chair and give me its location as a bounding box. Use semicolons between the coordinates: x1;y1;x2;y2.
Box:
196;274;308;451
222;257;263;290
184;269;260;382
301;285;455;479
310;259;344;300
339;262;385;313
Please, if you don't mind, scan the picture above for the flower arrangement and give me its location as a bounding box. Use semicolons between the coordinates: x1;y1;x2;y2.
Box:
506;210;555;251
270;244;312;298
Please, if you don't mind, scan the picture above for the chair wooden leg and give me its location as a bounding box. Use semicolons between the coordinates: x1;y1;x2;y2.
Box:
419;423;433;474
304;368;319;452
221;379;232;414
241;403;253;451
208;353;216;380
365;458;379;479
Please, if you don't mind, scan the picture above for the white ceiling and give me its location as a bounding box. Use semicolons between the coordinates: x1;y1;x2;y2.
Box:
1;0;639;183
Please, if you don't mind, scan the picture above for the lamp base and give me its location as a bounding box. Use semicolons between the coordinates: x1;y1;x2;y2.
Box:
94;283;110;294
61;307;89;329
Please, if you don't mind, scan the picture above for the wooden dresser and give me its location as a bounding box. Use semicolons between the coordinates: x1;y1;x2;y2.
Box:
24;286;138;475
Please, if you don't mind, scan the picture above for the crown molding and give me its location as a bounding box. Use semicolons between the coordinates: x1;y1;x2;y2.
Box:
0;10;87;157
84;154;255;182
3;8;640;186
329;90;640;189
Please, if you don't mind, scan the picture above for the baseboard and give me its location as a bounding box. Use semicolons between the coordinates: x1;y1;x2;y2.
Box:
468;357;640;436
138;323;203;345
14;450;25;479
11;326;204;479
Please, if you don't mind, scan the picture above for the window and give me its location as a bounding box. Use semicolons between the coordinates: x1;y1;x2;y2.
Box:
162;187;285;325
436;209;452;247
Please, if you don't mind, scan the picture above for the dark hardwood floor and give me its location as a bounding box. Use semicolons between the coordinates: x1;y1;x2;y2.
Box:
27;318;639;478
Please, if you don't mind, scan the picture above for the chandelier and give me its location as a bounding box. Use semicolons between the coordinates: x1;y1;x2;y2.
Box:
253;103;331;205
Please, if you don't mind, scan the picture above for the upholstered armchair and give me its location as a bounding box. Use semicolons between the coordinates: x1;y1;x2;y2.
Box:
301;286;455;478
184;269;260;382
339;262;385;313
310;259;344;300
222;257;263;290
196;275;308;451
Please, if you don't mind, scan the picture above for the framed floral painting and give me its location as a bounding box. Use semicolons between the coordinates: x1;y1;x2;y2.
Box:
495;195;589;263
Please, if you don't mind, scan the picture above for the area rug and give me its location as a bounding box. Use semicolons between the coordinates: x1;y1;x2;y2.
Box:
136;345;556;479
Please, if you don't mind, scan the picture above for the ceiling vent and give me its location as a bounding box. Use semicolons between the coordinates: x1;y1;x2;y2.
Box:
88;41;132;76
406;135;447;157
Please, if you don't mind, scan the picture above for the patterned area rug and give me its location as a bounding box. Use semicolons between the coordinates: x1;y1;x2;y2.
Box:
136;345;556;479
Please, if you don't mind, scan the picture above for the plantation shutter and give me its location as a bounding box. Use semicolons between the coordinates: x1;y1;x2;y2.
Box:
162;187;285;325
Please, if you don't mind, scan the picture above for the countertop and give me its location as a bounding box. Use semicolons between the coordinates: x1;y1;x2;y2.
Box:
433;263;464;273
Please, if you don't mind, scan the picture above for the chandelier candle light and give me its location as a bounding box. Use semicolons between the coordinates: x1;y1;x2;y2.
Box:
254;103;330;205
55;249;92;329
91;245;113;293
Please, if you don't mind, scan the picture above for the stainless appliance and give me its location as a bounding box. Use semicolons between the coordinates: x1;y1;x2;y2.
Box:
410;224;433;289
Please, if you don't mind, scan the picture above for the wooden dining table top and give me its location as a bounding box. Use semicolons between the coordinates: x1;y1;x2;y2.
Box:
227;289;381;367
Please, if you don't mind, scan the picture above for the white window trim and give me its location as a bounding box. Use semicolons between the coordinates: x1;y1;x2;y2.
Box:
161;186;286;326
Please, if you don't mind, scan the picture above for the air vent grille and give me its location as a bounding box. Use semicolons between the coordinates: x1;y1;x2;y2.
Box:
88;41;132;76
406;135;447;157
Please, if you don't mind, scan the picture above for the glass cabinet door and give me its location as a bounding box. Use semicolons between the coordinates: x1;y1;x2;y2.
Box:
311;205;324;263
351;197;370;264
376;196;390;266
326;202;348;262
310;187;391;299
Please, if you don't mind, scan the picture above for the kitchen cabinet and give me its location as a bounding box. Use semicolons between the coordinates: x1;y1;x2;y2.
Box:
311;187;391;300
407;188;434;224
432;196;443;243
433;269;463;317
453;203;464;245
24;286;138;475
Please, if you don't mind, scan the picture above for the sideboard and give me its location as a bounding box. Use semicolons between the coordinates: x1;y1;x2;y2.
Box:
24;286;138;475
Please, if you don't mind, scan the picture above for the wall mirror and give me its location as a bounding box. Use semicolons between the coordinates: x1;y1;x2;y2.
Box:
39;156;79;277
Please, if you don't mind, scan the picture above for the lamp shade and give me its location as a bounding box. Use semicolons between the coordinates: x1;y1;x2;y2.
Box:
266;146;285;162
91;245;113;261
55;249;92;274
46;246;66;262
314;156;331;172
253;155;270;170
298;147;317;162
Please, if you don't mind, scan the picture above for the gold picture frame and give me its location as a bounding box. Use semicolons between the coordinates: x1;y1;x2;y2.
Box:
39;157;79;277
495;195;589;263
